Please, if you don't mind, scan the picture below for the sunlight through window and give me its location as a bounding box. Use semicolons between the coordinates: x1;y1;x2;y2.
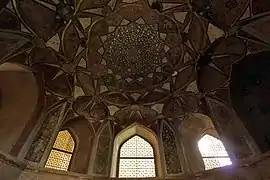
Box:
118;135;156;178
198;134;232;170
45;130;75;171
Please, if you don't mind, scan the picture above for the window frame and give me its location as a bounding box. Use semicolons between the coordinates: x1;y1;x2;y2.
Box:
45;129;77;171
116;134;157;178
110;123;163;178
198;133;232;170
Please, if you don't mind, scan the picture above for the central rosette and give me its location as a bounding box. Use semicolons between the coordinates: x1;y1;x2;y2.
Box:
103;23;165;78
87;5;183;91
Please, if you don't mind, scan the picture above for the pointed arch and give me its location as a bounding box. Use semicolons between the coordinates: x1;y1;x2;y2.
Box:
161;120;182;175
110;123;162;177
198;134;232;170
61;116;94;174
45;130;75;171
118;135;156;178
92;121;113;176
178;113;225;172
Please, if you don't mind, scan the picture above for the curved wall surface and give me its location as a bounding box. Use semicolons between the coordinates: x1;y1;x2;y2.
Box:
0;63;43;156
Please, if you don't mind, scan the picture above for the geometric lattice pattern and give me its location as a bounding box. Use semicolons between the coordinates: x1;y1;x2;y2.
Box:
45;130;75;171
198;134;232;170
104;23;164;78
52;130;75;153
119;135;156;178
45;150;72;171
5;0;270;168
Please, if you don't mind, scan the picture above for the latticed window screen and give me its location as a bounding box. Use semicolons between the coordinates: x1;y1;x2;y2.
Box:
118;135;156;178
198;134;232;170
45;130;75;171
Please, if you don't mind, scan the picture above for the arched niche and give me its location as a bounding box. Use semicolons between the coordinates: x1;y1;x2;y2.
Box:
178;113;221;172
0;62;44;156
110;122;163;178
62;117;94;174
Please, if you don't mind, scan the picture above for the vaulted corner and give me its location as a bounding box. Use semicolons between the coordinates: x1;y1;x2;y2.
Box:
1;0;270;179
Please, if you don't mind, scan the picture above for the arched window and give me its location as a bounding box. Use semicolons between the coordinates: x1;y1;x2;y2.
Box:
45;130;75;171
118;135;156;178
110;123;162;177
198;134;232;170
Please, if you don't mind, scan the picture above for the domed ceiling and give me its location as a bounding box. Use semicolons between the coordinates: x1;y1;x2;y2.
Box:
1;0;270;129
